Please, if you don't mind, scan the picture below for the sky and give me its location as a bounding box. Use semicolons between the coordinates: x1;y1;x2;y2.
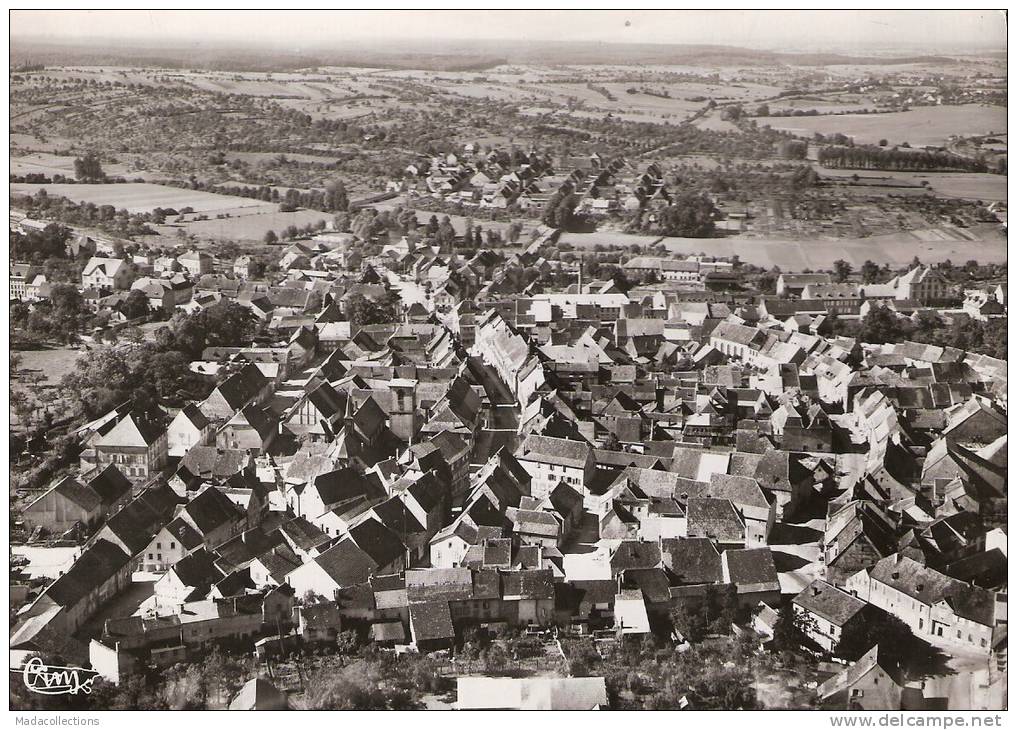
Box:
10;9;1008;52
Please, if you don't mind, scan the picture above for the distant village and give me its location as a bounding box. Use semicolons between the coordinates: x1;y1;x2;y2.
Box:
8;162;1009;710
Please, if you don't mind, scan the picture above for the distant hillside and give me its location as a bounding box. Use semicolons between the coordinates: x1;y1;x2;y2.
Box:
10;37;964;72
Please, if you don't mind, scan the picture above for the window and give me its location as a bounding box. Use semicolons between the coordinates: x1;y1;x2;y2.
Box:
957;630;962;639
170;542;176;549
156;542;161;549
147;553;153;560
919;619;923;630
157;553;162;561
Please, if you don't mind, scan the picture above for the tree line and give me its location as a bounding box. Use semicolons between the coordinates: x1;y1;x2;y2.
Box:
817;145;991;173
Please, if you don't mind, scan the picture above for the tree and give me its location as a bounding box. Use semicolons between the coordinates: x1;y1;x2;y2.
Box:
832;259;853;283
121;289;150;319
771;603;818;653
345;292;401;328
73;151;105;182
838;611;941;672
655;193;718;237
856;306;912;344
860;259;881;284
263;229;278;244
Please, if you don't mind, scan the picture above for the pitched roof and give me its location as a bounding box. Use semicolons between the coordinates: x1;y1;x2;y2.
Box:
86;465;133;506
348;517;407;568
38;477;102;514
45;539;131;607
662;537;723;585
517;434;591;469
184;487;243;537
96;412;163;448
870;555;996;626
793;579;867;626
315;539;379;587
723;548;780;590
409;600;455;642
687;498;745;542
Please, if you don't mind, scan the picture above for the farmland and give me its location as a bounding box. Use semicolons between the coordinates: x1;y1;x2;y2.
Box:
559;226;1007;270
817;168;1007;202
762;104;1007;147
9;182;270;215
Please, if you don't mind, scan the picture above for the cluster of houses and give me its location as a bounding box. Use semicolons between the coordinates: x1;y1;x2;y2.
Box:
8;203;1009;710
389;145;670;216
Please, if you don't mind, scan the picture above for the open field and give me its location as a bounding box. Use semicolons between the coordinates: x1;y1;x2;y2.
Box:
10;152;148;179
14;345;82;387
150;208;332;242
9;182;271;215
818;168;1007;202
559;227;1006;270
762;103;1006;147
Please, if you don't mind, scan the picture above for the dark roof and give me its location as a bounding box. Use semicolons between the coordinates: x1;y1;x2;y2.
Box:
687;498;745;542
348;518;407;568
371;496;425;539
101;483;181;554
409;600;455;642
171;549;225;592
623;567;672;603
793;580;867;626
315;539;379;587
662;537;723;585
723;548;780;589
86;465;133;507
45;539;131;607
609;541;661;573
50;477;102;513
164;516;204;551
500;568;554;600
279;516;330;551
185;487;243;537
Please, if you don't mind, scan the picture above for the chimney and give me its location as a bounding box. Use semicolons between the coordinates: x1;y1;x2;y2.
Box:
812;585;821;597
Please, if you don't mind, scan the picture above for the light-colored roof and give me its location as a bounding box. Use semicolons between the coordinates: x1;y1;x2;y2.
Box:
456;677;608;710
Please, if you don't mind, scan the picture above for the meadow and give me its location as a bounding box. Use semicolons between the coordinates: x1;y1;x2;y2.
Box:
9;182;271;214
762;104;1007;147
559;227;1006;270
818;168;1007;202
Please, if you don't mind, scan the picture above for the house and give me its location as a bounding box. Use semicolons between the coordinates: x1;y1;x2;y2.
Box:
408;600;456;652
177;250;213;276
818;645;903;710
286;539;379;601
93;412;168;481
776;273;832;297
516;434;595;500
215;406;278;455
845;554;1000;655
10;263;38;300
722;548;781;606
82;257;137;291
167;403;214;458
200;364;271;422
893;265;950;304
792;579;868;653
21;476;104;534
